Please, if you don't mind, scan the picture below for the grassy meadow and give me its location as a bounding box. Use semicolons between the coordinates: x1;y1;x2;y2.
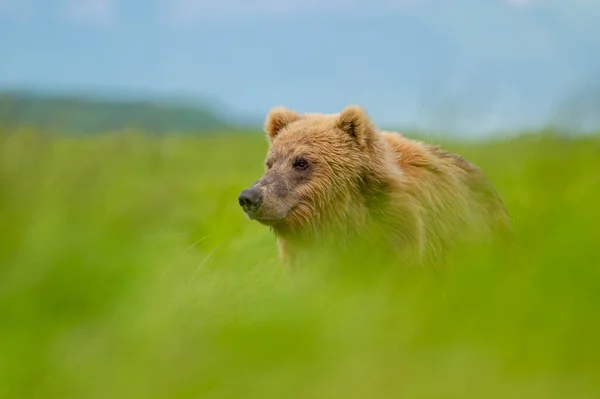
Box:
1;127;599;398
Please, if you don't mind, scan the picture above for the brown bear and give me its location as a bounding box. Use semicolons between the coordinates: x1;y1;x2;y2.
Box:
238;105;511;269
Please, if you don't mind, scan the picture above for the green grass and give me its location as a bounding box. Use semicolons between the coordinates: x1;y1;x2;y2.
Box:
1;128;599;399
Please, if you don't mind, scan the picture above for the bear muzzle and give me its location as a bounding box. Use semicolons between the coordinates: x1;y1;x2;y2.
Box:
238;187;263;215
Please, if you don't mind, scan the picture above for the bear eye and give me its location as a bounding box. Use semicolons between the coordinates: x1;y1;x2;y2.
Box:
293;158;309;170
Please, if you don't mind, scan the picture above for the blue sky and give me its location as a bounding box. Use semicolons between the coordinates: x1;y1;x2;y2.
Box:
1;0;600;135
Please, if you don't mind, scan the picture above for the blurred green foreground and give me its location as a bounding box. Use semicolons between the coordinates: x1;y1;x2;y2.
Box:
1;129;599;399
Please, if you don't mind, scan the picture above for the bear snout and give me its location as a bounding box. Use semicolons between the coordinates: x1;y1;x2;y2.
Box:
238;187;263;213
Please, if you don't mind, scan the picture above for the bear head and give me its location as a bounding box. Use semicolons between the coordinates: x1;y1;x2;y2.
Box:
238;105;388;238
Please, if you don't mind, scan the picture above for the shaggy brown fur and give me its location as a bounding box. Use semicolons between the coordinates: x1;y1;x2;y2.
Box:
238;105;511;269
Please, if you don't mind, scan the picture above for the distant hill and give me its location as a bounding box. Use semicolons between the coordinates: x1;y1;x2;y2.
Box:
0;90;233;134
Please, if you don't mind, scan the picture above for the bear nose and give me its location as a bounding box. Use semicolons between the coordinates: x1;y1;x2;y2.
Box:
238;187;263;212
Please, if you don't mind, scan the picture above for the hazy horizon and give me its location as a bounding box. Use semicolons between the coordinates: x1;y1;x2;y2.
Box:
2;0;599;136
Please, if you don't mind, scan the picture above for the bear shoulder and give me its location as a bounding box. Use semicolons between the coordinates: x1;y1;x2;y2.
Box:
379;131;445;174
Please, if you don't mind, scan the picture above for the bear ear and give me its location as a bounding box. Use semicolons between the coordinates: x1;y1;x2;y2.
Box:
336;105;375;146
265;106;300;141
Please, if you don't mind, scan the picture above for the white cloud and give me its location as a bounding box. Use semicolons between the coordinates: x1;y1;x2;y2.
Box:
61;0;117;28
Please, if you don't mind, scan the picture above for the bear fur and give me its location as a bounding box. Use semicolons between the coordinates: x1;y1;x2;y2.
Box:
238;105;511;269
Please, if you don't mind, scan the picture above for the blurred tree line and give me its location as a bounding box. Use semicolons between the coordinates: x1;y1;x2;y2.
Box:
0;90;230;135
